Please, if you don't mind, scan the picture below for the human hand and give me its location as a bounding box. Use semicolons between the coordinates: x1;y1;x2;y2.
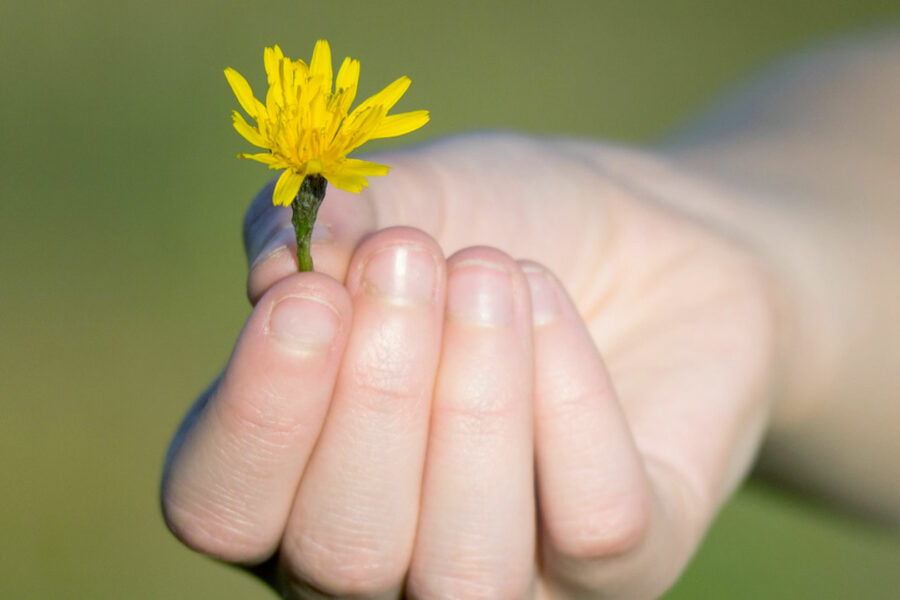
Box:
161;134;777;598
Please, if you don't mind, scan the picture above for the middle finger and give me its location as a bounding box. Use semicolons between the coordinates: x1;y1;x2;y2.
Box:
408;247;536;599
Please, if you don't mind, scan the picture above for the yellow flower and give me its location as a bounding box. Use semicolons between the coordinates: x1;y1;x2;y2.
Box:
225;41;429;206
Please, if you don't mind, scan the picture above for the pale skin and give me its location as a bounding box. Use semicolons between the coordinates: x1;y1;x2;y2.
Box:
161;32;900;599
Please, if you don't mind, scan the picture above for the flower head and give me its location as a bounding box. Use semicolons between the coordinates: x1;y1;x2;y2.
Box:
225;41;429;205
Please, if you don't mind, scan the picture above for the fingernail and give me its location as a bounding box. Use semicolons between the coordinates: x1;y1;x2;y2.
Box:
362;244;436;305
447;260;513;326
250;225;294;269
310;220;332;242
523;266;561;326
267;295;340;350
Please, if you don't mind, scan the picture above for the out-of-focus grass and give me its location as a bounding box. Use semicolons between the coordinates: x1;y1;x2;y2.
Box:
1;1;898;597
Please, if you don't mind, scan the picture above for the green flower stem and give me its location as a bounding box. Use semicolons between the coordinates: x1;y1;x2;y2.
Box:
290;174;327;272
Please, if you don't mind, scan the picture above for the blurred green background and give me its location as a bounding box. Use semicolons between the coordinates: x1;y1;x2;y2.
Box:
2;1;899;597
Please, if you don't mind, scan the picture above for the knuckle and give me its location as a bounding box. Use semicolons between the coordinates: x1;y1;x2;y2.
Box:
218;382;309;444
434;354;524;426
161;492;272;563
353;374;425;417
349;341;429;416
645;454;712;547
431;404;514;438
410;568;529;600
282;532;407;596
537;386;605;424
550;492;651;560
432;388;520;438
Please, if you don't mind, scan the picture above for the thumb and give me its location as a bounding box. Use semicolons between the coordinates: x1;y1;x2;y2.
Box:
243;148;440;304
243;132;592;304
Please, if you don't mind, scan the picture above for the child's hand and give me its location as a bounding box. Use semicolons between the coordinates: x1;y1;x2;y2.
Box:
162;134;776;599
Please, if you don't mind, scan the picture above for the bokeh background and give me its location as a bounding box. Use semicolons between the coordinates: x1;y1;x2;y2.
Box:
2;1;899;598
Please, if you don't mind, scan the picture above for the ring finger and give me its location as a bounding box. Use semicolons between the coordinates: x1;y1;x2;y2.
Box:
407;247;536;599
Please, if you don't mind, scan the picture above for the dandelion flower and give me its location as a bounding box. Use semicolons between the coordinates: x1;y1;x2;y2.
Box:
225;40;429;270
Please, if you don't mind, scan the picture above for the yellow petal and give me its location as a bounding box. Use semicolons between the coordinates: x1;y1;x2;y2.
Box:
308;89;328;131
343;105;386;152
336;158;390;177
324;172;368;193
370;110;430;139
264;48;284;111
224;68;261;119
272;170;305;207
334;57;359;110
280;57;296;107
266;84;282;115
309;40;333;93
291;57;309;82
237;152;285;168
264;45;284;86
230;42;427;181
353;76;411;115
231;111;267;147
